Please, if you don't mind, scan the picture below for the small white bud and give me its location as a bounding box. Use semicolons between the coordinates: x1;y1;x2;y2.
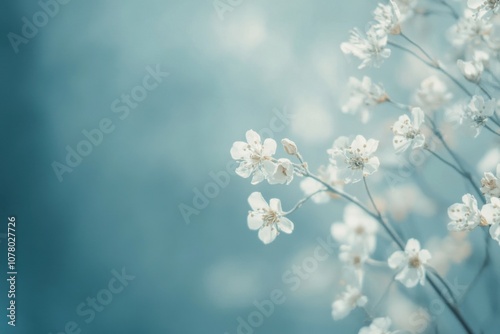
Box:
457;59;483;83
281;138;298;155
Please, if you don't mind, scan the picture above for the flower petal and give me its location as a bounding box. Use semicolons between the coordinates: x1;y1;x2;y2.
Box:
258;225;278;244
248;192;269;211
278;217;294;234
388;250;406;269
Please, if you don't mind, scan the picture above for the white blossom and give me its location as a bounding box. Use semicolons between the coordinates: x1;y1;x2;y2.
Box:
299;165;343;204
341;27;391;69
247;192;294;244
481;164;500;201
457;59;484;82
332;285;368;320
331;204;379;253
447;194;483;231
448;10;492;47
359;317;396;334
388;238;431;288
264;158;295;185
342;76;388;123
414;76;452;111
465;95;496;136
329;135;380;183
468;0;500;19
339;243;369;269
393;0;418;20
373;1;402;35
230;130;277;184
392;107;426;153
481;197;500;244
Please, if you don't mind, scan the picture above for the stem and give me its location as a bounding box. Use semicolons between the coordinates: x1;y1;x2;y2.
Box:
485;124;500;138
400;33;435;65
391;36;472;97
428;267;458;305
437;0;459;19
425;118;485;204
488;116;500;128
424;147;464;176
387;98;411;111
363;177;382;218
387;41;434;67
371;276;396;313
283;190;324;215
426;276;475;334
478;83;492;99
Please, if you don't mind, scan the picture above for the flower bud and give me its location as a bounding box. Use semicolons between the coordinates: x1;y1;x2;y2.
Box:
281;138;298;155
457;59;483;83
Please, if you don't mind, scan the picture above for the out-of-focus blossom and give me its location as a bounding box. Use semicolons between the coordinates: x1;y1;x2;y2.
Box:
377;184;437;221
448;10;492;46
427;234;472;276
329;135;380;184
373;1;402;35
414;76;452;111
341;27;391;69
448;194;484;231
481;197;500;244
392;107;425;153
342;76;388;123
231;130;277;184
468;0;500;19
388;238;431;288
481;164;500;202
300;165;343;204
247;192;294;244
359;317;396;334
465;95;496;137
457;59;484;82
393;0;418;20
331;204;379;253
332;285;368;320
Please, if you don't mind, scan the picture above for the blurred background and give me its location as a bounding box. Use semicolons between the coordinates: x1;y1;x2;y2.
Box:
1;0;500;333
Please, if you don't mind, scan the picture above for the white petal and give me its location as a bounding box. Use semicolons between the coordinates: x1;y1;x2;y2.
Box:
262;138;277;157
269;198;283;213
247;212;263;230
363;157;380;175
251;170;266;185
418;249;432;263
397;267;420;288
412;107;425;128
278;217;294;234
489;223;500;244
230;141;250;160
405;238;421;253
388;250;406;269
245;129;261;146
331;223;348;242
258;225;278;244
248;192;269;211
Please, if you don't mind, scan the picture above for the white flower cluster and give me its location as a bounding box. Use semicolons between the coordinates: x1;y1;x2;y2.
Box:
230;0;500;332
448;164;500;244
